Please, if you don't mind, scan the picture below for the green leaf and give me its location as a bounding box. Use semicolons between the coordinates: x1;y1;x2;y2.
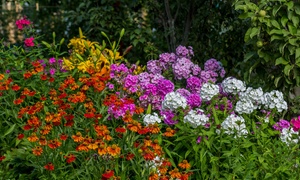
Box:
271;35;282;41
295;5;300;15
295;48;300;59
274;76;282;87
272;5;282;16
281;16;288;27
286;1;294;11
264;173;273;179
244;28;252;42
292;16;300;27
4;124;16;137
288;38;298;46
269;29;283;35
271;20;280;29
146;104;151;114
284;64;293;76
244;52;256;62
250;27;259;38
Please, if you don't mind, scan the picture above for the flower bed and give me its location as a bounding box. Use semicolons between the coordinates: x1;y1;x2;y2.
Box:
0;18;300;180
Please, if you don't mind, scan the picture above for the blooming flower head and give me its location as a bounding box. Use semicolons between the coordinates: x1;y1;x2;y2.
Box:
200;82;220;101
263;90;288;113
221;114;248;137
221;77;246;95
24;37;35;47
16;17;31;30
49;57;56;64
183;109;209;128
291;116;300;132
147;60;162;74
143;113;161;126
162;92;187;111
172;57;193;80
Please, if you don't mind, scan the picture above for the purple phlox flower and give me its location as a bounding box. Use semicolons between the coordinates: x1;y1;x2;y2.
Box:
161;110;178;125
156;79;174;97
172;57;193;80
124;74;139;93
175;88;191;99
159;52;176;69
196;136;202;144
147;60;162;74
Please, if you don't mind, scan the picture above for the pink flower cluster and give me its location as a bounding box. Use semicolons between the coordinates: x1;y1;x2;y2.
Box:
24;37;35;47
16;17;31;30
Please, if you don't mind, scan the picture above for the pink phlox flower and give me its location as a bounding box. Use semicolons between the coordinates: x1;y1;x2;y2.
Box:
24;37;35;47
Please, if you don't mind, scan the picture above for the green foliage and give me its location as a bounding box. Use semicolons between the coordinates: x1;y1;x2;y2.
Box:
234;0;300;117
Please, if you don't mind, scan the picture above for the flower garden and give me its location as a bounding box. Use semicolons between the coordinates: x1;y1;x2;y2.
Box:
1;12;300;180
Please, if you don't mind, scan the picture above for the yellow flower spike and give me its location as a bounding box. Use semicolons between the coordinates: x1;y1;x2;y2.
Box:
79;27;85;39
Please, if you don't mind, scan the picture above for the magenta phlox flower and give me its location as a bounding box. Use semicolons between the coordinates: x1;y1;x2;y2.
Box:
49;68;56;75
273;119;290;132
187;93;202;108
191;64;201;76
291;116;300;132
176;45;194;58
49;57;56;64
124;74;139;93
186;76;202;94
24;37;35;47
156;79;174;97
16;17;31;30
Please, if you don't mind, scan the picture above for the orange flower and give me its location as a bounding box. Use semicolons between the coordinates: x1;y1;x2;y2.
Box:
98;143;107;156
135;106;144;114
149;123;160;134
23;71;32;79
39;136;47;146
11;84;20;91
127;120;141;132
32;146;43;156
158;175;169;180
149;172;159;180
0;74;4;81
64;154;76;164
48;139;62;149
72;132;84;142
179;172;193;180
163;127;176;137
107;144;121;157
88;142;98;150
169;168;181;179
178;160;190;169
44;162;54;171
27;133;38;142
158;166;168;175
144;137;152;147
76;144;89;152
143;149;155;161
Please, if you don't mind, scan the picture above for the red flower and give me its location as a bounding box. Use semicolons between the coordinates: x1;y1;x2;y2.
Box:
115;126;126;133
11;84;20;91
84;112;95;118
60;134;68;141
13;98;23;105
0;155;5;162
40;74;48;81
17;133;24;140
23;124;32;130
64;154;76;164
44;162;54;171
102;170;114;180
23;71;32;79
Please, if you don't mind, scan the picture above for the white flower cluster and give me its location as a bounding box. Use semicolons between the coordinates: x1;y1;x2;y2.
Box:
221;77;246;95
280;127;299;145
200;82;220;101
162;92;187;111
235;87;264;114
235;98;255;114
183;109;209;128
143;113;161;126
263;90;288;112
221;114;248;137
